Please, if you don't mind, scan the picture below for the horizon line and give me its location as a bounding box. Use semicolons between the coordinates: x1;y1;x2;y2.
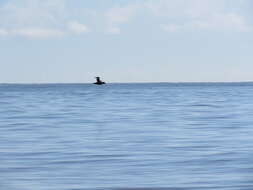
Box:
1;81;253;85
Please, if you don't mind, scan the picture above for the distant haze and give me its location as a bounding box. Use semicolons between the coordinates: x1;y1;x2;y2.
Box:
1;0;253;83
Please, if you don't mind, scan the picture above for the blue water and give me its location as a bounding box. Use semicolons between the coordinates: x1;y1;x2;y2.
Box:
1;83;253;190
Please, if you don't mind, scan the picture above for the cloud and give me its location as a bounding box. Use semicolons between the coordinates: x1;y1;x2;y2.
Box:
161;24;181;32
102;0;252;33
0;0;66;27
147;0;252;32
0;27;64;38
0;0;251;38
0;0;90;38
0;29;8;36
104;3;140;34
106;27;121;34
190;13;251;32
67;21;90;34
161;13;251;33
12;28;65;38
105;5;138;24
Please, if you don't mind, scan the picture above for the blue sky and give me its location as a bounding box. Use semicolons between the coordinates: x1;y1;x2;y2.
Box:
0;0;253;83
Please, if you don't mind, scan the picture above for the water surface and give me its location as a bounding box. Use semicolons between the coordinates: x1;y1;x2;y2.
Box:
1;83;253;190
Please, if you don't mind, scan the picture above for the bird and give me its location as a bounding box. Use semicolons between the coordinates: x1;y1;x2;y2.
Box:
94;77;106;85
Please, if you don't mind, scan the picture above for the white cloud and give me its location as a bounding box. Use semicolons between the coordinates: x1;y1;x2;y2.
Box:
161;13;251;32
0;0;251;38
105;4;139;24
67;21;89;34
102;0;251;33
0;27;65;38
0;0;90;38
192;13;251;32
12;28;65;38
104;3;140;33
106;27;121;34
0;0;66;27
147;0;252;32
161;24;181;32
0;29;8;36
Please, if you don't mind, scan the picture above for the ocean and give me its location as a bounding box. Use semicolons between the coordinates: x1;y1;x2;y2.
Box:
1;83;253;190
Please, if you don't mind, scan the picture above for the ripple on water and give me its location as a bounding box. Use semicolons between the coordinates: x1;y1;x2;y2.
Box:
1;83;253;189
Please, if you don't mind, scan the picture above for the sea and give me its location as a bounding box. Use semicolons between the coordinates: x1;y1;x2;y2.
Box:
1;83;253;190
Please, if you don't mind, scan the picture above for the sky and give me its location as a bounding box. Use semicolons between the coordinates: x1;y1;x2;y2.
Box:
0;0;253;83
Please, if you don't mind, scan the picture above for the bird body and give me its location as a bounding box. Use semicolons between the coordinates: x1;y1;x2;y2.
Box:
94;77;106;85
